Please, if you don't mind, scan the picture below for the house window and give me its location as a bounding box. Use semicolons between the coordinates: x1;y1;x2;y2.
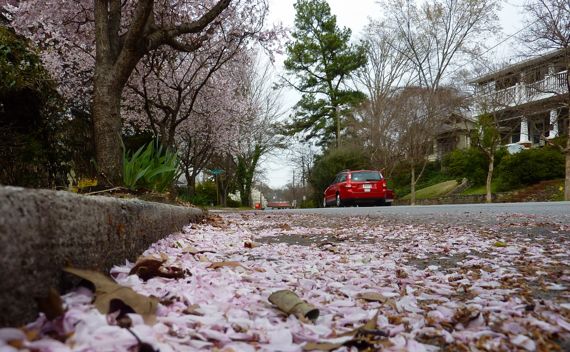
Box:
511;127;520;143
496;74;519;90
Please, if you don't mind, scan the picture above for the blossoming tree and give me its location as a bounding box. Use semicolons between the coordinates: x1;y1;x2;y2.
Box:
3;0;270;184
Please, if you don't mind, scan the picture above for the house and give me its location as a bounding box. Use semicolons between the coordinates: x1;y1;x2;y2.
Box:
429;113;476;161
470;48;569;147
229;187;268;209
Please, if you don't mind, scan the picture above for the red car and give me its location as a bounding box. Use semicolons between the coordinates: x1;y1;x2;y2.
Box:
323;170;394;207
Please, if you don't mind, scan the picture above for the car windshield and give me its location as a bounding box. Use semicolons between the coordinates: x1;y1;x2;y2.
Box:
351;171;382;181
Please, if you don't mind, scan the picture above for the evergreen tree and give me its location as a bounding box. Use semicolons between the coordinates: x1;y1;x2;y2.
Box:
283;0;367;147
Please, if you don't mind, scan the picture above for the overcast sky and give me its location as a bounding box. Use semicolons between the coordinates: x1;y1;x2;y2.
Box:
261;0;527;189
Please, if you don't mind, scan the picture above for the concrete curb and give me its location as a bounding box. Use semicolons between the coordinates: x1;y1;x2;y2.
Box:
0;186;204;326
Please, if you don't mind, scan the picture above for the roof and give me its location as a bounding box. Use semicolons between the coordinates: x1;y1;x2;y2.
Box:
470;48;569;84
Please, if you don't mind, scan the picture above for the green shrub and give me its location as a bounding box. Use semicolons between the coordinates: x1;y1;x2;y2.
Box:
442;147;508;186
442;148;487;185
178;181;217;206
495;147;565;191
123;139;179;192
226;198;242;208
0;26;72;188
300;199;317;208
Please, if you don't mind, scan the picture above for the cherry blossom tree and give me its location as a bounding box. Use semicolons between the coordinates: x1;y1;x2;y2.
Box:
234;54;285;206
3;0;271;184
173;62;246;196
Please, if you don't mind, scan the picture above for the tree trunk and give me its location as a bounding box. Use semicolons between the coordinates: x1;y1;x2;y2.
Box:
335;105;340;148
92;71;123;185
486;154;494;203
184;170;196;197
564;126;570;201
242;186;251;207
219;183;228;207
410;167;416;206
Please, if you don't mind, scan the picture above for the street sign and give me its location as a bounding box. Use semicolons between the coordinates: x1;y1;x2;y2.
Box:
207;168;225;176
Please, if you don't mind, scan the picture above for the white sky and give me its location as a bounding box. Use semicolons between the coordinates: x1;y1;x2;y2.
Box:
262;0;526;189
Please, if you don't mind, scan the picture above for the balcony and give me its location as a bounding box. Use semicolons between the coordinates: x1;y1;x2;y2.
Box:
475;70;568;113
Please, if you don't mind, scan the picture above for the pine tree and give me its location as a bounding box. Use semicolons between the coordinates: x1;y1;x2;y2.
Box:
283;0;367;147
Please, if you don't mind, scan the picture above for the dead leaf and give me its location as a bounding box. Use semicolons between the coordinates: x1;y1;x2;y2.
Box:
129;255;185;281
303;342;343;351
244;240;259;249
356;292;387;303
36;288;64;320
7;338;25;349
110;299;134;328
396;268;408;279
303;310;388;351
23;328;40;342
209;261;245;269
182;246;215;255
183;304;204;316
494;241;507;247
345;310;389;350
268;290;319;322
64;267;158;324
452;307;481;327
279;223;292;231
206;214;227;228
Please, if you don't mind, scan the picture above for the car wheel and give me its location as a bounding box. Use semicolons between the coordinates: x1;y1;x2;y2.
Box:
323;197;327;208
335;194;343;207
384;201;392;207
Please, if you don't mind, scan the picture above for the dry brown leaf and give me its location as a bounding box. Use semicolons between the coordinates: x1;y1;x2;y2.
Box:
36;287;64;320
356;292;387;303
303;342;343;351
279;223;292;231
129;255;185;281
7;339;25;349
244;240;259;249
304;310;388;351
206;214;227;228
396;268;408;279
23;328;40;342
268;290;319;322
182;246;215;255
64;267;158;324
183;304;204;316
129;256;164;280
65;267;119;292
209;261;245;269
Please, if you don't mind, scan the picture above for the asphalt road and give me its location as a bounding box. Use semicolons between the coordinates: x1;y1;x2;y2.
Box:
266;201;570;226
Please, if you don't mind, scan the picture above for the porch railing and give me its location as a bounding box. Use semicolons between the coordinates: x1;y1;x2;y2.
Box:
476;70;568;110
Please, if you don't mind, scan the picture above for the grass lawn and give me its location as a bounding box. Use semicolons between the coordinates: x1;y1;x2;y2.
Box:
401;180;459;200
461;184;498;195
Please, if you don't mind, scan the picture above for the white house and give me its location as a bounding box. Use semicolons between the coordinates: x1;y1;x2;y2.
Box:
471;48;569;147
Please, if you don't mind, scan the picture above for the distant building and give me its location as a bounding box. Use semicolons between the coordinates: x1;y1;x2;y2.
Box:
429;113;476;161
230;187;267;209
250;188;267;209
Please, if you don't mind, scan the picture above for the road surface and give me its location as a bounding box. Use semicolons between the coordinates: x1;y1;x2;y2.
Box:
265;201;570;226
